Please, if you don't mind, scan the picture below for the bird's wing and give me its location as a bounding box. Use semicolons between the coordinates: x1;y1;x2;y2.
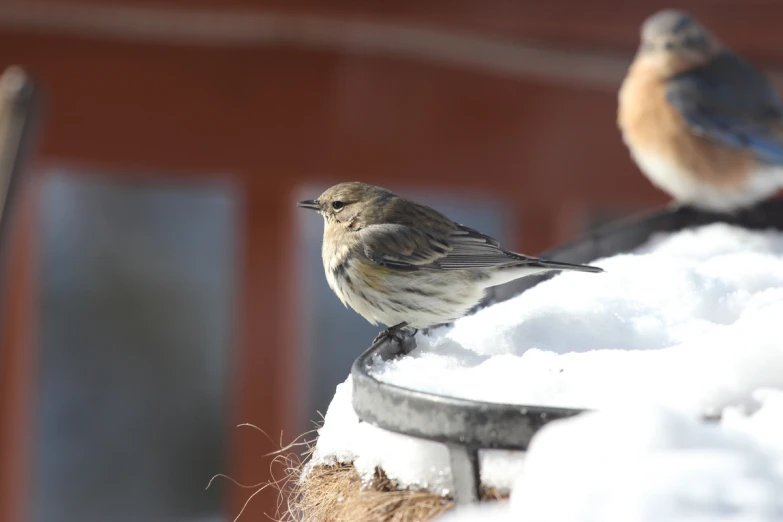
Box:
665;50;783;164
437;225;541;269
358;223;542;271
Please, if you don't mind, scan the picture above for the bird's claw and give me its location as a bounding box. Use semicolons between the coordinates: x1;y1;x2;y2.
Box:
372;325;405;345
371;322;417;356
372;329;389;345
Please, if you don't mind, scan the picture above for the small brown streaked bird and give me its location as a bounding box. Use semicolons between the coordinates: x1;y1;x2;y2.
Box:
618;9;783;212
298;182;603;342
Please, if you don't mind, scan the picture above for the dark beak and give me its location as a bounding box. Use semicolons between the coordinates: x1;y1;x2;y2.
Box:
297;199;320;211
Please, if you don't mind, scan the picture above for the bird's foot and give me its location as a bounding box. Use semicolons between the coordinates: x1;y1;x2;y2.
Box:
372;322;409;345
371;322;417;356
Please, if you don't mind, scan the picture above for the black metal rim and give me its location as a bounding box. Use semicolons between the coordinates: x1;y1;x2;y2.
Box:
351;338;585;450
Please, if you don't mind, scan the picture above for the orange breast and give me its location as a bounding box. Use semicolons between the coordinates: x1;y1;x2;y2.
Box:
618;59;753;190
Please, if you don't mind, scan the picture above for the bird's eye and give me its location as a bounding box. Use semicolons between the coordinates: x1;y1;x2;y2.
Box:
332;201;345;211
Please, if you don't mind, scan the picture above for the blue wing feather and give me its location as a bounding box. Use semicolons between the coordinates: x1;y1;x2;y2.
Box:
666;51;783;164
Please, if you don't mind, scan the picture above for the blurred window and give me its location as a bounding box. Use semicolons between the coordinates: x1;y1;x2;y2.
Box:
31;172;237;522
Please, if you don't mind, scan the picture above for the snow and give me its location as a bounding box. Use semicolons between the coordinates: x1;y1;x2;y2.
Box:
440;393;783;522
371;224;783;415
310;378;453;494
310;377;526;495
308;224;783;521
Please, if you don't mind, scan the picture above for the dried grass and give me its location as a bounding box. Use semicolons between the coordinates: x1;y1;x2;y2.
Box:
288;463;455;522
211;424;508;522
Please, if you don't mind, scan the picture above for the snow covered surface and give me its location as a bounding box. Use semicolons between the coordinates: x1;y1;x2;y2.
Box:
309;224;783;520
439;393;783;522
310;377;526;495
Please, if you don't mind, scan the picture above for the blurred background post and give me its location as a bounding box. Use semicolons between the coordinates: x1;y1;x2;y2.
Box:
0;2;781;521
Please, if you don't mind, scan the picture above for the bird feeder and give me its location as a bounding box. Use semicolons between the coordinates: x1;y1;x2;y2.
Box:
350;200;783;505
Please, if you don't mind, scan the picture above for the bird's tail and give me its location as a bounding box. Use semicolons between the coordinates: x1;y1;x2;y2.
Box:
534;258;604;273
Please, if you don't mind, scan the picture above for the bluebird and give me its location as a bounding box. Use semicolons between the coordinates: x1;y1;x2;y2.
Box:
298;182;603;341
618;9;783;213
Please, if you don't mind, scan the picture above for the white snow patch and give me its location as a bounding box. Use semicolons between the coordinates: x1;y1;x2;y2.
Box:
438;391;783;521
309;377;522;495
310;378;453;493
309;224;783;520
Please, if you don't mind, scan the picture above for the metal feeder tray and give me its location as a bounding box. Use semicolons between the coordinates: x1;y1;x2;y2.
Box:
351;199;783;504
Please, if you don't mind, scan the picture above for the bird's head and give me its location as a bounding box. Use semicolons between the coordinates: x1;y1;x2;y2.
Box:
297;182;395;228
637;10;718;74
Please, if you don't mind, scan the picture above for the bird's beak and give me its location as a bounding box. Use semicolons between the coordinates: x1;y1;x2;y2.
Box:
297;199;320;211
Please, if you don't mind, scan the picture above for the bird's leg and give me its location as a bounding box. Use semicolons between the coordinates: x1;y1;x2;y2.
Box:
371;322;419;357
372;322;410;345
